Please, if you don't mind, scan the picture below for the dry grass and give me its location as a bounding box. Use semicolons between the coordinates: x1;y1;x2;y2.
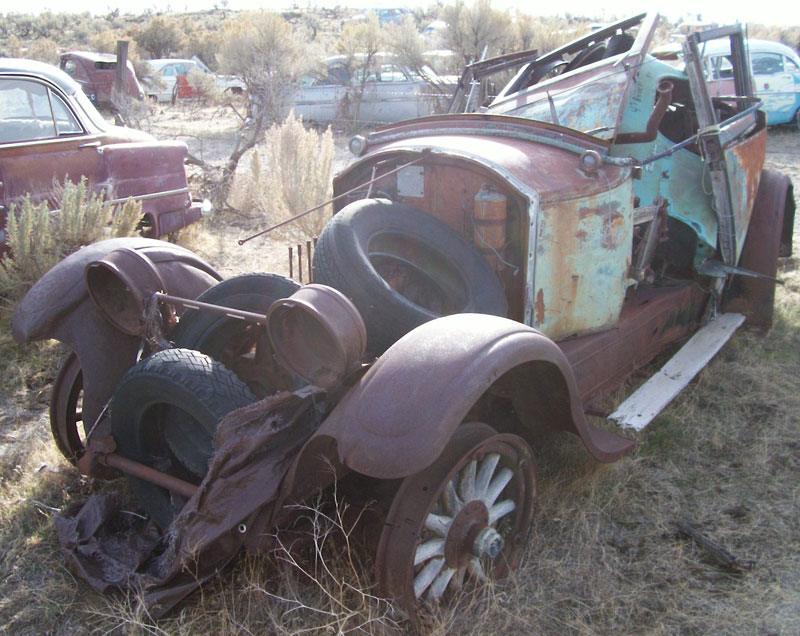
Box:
0;126;798;635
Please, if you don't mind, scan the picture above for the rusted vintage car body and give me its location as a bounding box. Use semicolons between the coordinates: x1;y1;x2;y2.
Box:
0;59;203;251
60;51;143;107
10;13;795;621
13;238;221;449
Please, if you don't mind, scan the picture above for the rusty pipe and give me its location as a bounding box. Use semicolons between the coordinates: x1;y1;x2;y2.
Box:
157;292;267;325
103;453;199;499
616;80;674;144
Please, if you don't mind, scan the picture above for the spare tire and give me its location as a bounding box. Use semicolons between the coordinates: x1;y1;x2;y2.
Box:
111;348;256;529
171;273;301;397
313;199;508;354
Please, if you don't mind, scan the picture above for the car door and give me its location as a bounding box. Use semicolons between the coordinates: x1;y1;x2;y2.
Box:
750;51;795;124
683;28;766;267
360;63;423;123
293;66;348;124
0;76;103;218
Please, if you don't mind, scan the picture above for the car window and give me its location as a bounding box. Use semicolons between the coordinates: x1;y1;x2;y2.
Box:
707;55;734;79
50;91;83;135
0;79;56;142
784;56;800;73
751;52;783;75
379;64;409;82
0;79;84;143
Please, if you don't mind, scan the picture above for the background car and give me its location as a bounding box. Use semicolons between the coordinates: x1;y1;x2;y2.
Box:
654;38;800;129
60;51;143;108
291;54;442;125
0;58;203;251
143;57;245;103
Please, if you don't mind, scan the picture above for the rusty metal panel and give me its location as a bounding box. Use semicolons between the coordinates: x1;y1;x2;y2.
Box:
531;178;634;338
559;282;707;402
724;126;766;263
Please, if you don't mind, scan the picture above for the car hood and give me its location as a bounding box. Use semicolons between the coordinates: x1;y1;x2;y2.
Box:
339;114;630;204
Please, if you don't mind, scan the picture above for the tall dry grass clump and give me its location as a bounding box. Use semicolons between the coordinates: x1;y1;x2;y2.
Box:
264;112;334;238
0;178;141;301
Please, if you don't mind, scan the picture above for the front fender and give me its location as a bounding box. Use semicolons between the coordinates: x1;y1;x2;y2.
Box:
12;238;221;429
295;313;635;482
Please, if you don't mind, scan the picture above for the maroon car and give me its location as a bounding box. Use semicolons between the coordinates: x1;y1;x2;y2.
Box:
0;58;203;252
60;51;143;108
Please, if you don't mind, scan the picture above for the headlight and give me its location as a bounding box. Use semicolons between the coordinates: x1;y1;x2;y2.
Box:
348;135;368;156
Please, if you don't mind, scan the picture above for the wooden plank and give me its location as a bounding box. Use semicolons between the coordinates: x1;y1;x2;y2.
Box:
609;313;745;430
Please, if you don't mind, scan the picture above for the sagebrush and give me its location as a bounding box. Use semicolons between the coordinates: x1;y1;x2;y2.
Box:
0;178;141;300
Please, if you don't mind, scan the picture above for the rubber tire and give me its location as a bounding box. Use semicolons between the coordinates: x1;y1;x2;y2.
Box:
172;273;300;357
313;199;508;354
171;273;301;396
49;351;84;464
111;348;256;529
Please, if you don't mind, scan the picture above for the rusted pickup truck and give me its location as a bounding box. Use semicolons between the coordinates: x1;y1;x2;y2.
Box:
0;58;203;253
10;13;795;620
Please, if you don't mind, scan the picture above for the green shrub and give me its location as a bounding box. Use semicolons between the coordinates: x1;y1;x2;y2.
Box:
0;178;141;300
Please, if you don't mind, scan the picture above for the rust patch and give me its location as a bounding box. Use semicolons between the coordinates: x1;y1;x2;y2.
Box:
575;230;587;241
535;288;545;324
601;212;625;249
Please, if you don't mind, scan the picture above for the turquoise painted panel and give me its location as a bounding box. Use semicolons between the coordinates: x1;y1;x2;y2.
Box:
533;178;633;339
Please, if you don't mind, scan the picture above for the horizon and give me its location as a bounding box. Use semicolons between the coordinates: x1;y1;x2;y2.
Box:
4;1;798;29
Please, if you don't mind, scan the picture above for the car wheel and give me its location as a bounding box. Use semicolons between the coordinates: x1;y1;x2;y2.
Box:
111;348;256;529
313;199;508;354
375;422;536;618
171;273;301;397
49;351;84;464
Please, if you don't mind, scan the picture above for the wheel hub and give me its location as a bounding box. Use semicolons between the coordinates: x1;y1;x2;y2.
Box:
473;526;504;559
444;500;489;567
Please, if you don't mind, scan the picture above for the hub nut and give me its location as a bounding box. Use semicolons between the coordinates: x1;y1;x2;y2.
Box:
473;527;504;559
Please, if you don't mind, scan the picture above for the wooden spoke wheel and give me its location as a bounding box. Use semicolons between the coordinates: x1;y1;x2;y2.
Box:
376;422;536;617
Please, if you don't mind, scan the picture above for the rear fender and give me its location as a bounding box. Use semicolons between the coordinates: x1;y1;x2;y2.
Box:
723;169;795;328
12;237;221;428
100;140;193;235
287;314;635;487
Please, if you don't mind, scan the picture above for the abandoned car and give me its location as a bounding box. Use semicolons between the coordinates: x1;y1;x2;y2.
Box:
11;13;795;620
143;57;245;103
0;58;204;253
292;54;445;125
59;51;144;108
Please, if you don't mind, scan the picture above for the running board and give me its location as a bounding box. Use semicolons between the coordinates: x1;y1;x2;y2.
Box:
609;313;746;431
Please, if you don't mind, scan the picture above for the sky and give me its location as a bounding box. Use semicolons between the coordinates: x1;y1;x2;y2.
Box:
7;0;799;28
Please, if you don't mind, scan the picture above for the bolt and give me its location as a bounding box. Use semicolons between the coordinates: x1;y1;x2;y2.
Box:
474;527;504;559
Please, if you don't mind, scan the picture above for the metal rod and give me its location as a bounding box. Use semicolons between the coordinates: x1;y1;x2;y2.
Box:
237;156;424;245
306;240;312;282
156;292;267;324
103;453;199;499
289;246;294;279
297;243;303;283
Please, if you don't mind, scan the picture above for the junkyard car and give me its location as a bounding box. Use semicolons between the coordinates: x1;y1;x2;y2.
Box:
60;51;143;108
143;57;245;102
10;13;795;621
292;54;441;125
704;38;800;129
0;58;203;251
655;38;800;129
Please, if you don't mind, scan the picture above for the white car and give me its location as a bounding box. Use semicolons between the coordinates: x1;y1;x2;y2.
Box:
655;38;800;128
291;55;443;125
143;57;245;103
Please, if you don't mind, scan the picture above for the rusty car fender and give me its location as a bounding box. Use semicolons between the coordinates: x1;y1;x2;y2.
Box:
286;313;636;490
723;169;796;328
12;237;221;429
